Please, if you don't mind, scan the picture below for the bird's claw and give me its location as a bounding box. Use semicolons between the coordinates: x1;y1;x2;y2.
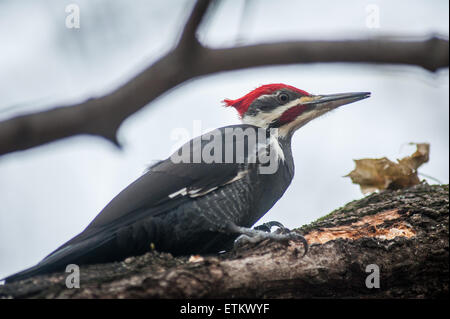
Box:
254;221;287;233
233;221;308;256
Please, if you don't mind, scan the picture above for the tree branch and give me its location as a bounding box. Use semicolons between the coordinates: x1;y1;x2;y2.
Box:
1;183;447;298
177;0;211;49
0;0;447;157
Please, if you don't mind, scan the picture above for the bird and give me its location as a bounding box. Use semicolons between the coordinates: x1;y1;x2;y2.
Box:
4;83;370;283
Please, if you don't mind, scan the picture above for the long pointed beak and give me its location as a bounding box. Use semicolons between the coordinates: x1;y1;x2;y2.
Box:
268;91;371;133
303;92;371;110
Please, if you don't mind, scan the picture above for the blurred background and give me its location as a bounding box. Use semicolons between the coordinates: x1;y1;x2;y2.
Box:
0;0;448;279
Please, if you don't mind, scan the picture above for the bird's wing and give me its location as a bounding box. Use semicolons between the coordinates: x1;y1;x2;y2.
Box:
3;125;265;282
49;124;261;252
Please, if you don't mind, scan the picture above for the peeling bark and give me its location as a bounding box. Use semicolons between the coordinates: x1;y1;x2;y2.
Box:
1;183;448;299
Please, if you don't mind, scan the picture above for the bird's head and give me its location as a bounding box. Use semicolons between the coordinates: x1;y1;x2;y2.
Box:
224;83;370;137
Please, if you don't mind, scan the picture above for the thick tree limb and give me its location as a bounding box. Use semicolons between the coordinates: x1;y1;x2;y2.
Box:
0;183;448;298
0;0;448;156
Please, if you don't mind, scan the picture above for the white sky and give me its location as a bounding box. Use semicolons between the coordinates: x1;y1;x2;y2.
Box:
0;0;448;279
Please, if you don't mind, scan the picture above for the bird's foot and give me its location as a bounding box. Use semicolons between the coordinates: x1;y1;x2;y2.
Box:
225;221;308;256
253;221;288;233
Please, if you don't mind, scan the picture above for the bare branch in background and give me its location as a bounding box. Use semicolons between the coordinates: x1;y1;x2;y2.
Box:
235;0;254;45
0;0;448;156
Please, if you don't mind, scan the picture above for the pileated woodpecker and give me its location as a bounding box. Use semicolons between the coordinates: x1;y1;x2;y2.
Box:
4;84;370;283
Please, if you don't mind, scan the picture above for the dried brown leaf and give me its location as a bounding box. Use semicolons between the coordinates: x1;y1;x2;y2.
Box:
346;143;430;194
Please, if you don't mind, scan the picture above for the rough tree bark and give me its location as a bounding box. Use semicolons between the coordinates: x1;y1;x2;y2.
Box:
1;183;447;299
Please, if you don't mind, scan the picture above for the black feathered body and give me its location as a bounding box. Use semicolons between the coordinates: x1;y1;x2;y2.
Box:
5;125;295;282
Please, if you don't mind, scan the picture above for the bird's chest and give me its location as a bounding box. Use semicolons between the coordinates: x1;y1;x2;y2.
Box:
249;162;294;222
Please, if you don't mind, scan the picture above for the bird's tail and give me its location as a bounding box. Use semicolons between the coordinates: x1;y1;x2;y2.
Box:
2;235;111;284
2;262;60;283
2;232;127;284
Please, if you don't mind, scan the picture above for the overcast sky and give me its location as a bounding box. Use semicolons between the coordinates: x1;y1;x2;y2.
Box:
0;0;448;279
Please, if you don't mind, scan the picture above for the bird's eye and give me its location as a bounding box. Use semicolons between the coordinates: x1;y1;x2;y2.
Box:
278;93;289;103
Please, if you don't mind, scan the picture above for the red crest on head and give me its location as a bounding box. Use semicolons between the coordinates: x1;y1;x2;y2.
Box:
223;83;310;117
